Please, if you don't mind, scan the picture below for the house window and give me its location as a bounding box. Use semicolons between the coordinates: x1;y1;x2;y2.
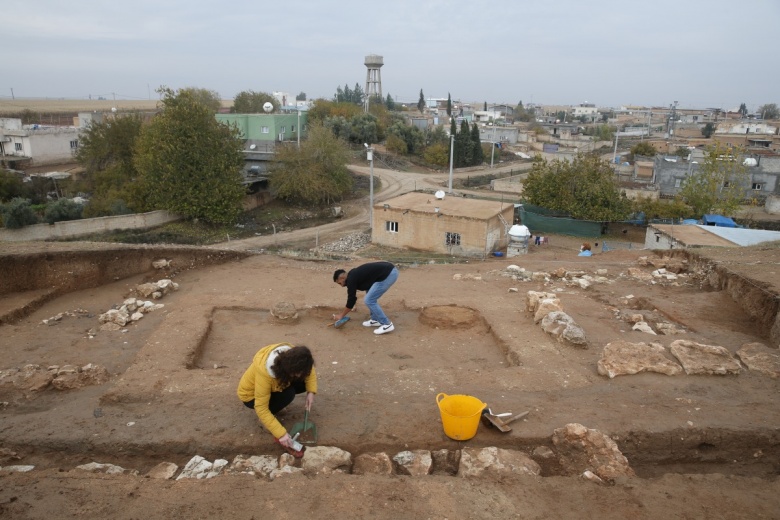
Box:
674;179;681;188
281;126;286;133
70;140;79;149
15;143;22;151
291;125;295;132
445;232;461;246
261;126;269;134
386;221;398;233
752;183;763;191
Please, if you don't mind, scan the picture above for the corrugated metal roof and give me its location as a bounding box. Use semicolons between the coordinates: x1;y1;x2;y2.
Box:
698;226;780;246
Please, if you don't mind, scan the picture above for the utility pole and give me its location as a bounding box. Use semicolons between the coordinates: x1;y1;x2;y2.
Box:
10;88;14;100
448;134;454;194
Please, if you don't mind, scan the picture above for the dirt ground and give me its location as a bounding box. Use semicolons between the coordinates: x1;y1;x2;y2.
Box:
1;232;779;519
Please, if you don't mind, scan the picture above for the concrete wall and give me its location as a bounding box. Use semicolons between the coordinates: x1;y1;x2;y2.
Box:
372;206;514;257
645;226;679;250
0;210;180;242
767;195;780;214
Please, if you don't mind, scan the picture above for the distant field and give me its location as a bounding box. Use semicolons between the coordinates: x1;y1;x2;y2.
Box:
0;99;232;115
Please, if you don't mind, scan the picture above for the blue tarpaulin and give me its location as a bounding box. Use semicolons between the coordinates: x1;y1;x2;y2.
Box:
702;214;738;228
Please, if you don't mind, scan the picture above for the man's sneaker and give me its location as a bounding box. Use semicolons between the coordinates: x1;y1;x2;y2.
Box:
363;319;381;327
374;323;395;335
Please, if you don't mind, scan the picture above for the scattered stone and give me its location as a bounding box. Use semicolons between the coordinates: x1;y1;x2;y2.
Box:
51;364;110;390
627;268;653;282
540;311;587;347
393;450;433;476
227;455;279;478
0;365;53;392
176;455;226;480
0;465;35;473
152;259;172;269
353;452;393;475
532;446;555;459
526;291;557;313
632;321;657;335
597;341;683;378
736;342;780;378
551;423;635;482
534;298;563;323
581;470;606;484
655;322;686;335
596;269;608;276
269;464;304;480
627;314;645;323
508;287;519;293
146;462;179;479
669;340;742;375
301;446;352;476
270;302;299;322
317;232;370;253
458;447;541;478
75;462;138;476
506;265;524;272
531;272;549;282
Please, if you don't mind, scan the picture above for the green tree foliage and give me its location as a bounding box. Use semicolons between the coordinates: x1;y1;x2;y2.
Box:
0;169;28;203
446;93;452;117
632;196;692;221
386;134;407;155
424;125;449;147
702;122;716;138
385;93;395;110
20;109;40;125
757;103;779;119
738;103;748;117
522;154;632;221
269;122;352;204
1;197;39;229
333;84;364;105
296;92;307;101
470;123;484;166
133;87;246;224
308;99;362;124
514;101;533;123
423;142;449;167
232;90;278;113
74;113;144;217
349;113;379;145
678;142;749;217
483;101;487;111
417;89;425;113
44;198;83;224
179;87;222;113
629;142;657;162
387;121;424;155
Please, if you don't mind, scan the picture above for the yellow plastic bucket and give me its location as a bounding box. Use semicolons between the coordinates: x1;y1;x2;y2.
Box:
436;393;486;441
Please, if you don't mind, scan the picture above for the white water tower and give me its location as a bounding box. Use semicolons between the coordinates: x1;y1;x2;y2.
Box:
507;224;531;257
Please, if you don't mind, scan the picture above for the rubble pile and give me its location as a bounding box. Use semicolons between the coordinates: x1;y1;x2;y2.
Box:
317;233;371;253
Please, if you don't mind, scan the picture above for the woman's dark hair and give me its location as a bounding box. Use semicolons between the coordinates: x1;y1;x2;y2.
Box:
273;346;314;386
333;269;346;282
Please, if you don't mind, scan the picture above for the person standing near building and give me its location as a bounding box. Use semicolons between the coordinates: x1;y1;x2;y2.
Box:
237;343;317;457
332;261;399;335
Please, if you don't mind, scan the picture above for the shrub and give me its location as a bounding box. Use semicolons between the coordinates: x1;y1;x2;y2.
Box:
1;198;39;229
44;198;84;224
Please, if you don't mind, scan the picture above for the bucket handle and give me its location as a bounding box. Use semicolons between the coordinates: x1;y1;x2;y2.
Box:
435;393;448;406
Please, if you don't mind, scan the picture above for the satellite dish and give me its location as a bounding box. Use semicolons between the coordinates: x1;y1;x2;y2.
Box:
434;190;445;200
263;102;273;113
249;144;257;150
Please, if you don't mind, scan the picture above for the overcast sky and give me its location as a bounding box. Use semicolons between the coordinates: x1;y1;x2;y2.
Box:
3;0;778;111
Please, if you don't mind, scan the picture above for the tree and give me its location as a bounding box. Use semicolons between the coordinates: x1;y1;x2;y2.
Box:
74;113;144;217
702;122;716;138
757;103;779;120
385;93;395;110
348;113;378;145
232;90;278;113
387;121;424;155
296;92;307;101
470;123;484;166
522;154;632;221
738;103;748;117
678;142;750;217
0;169;28;203
179;87;222;113
133;87;246;225
455;120;472;167
483;101;487;111
417;89;425;113
629;142;657;162
1;197;39;229
423;142;449;167
269;122;352;204
446;93;452;117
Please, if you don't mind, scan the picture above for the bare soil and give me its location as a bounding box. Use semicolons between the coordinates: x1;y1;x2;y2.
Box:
1;234;779;519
